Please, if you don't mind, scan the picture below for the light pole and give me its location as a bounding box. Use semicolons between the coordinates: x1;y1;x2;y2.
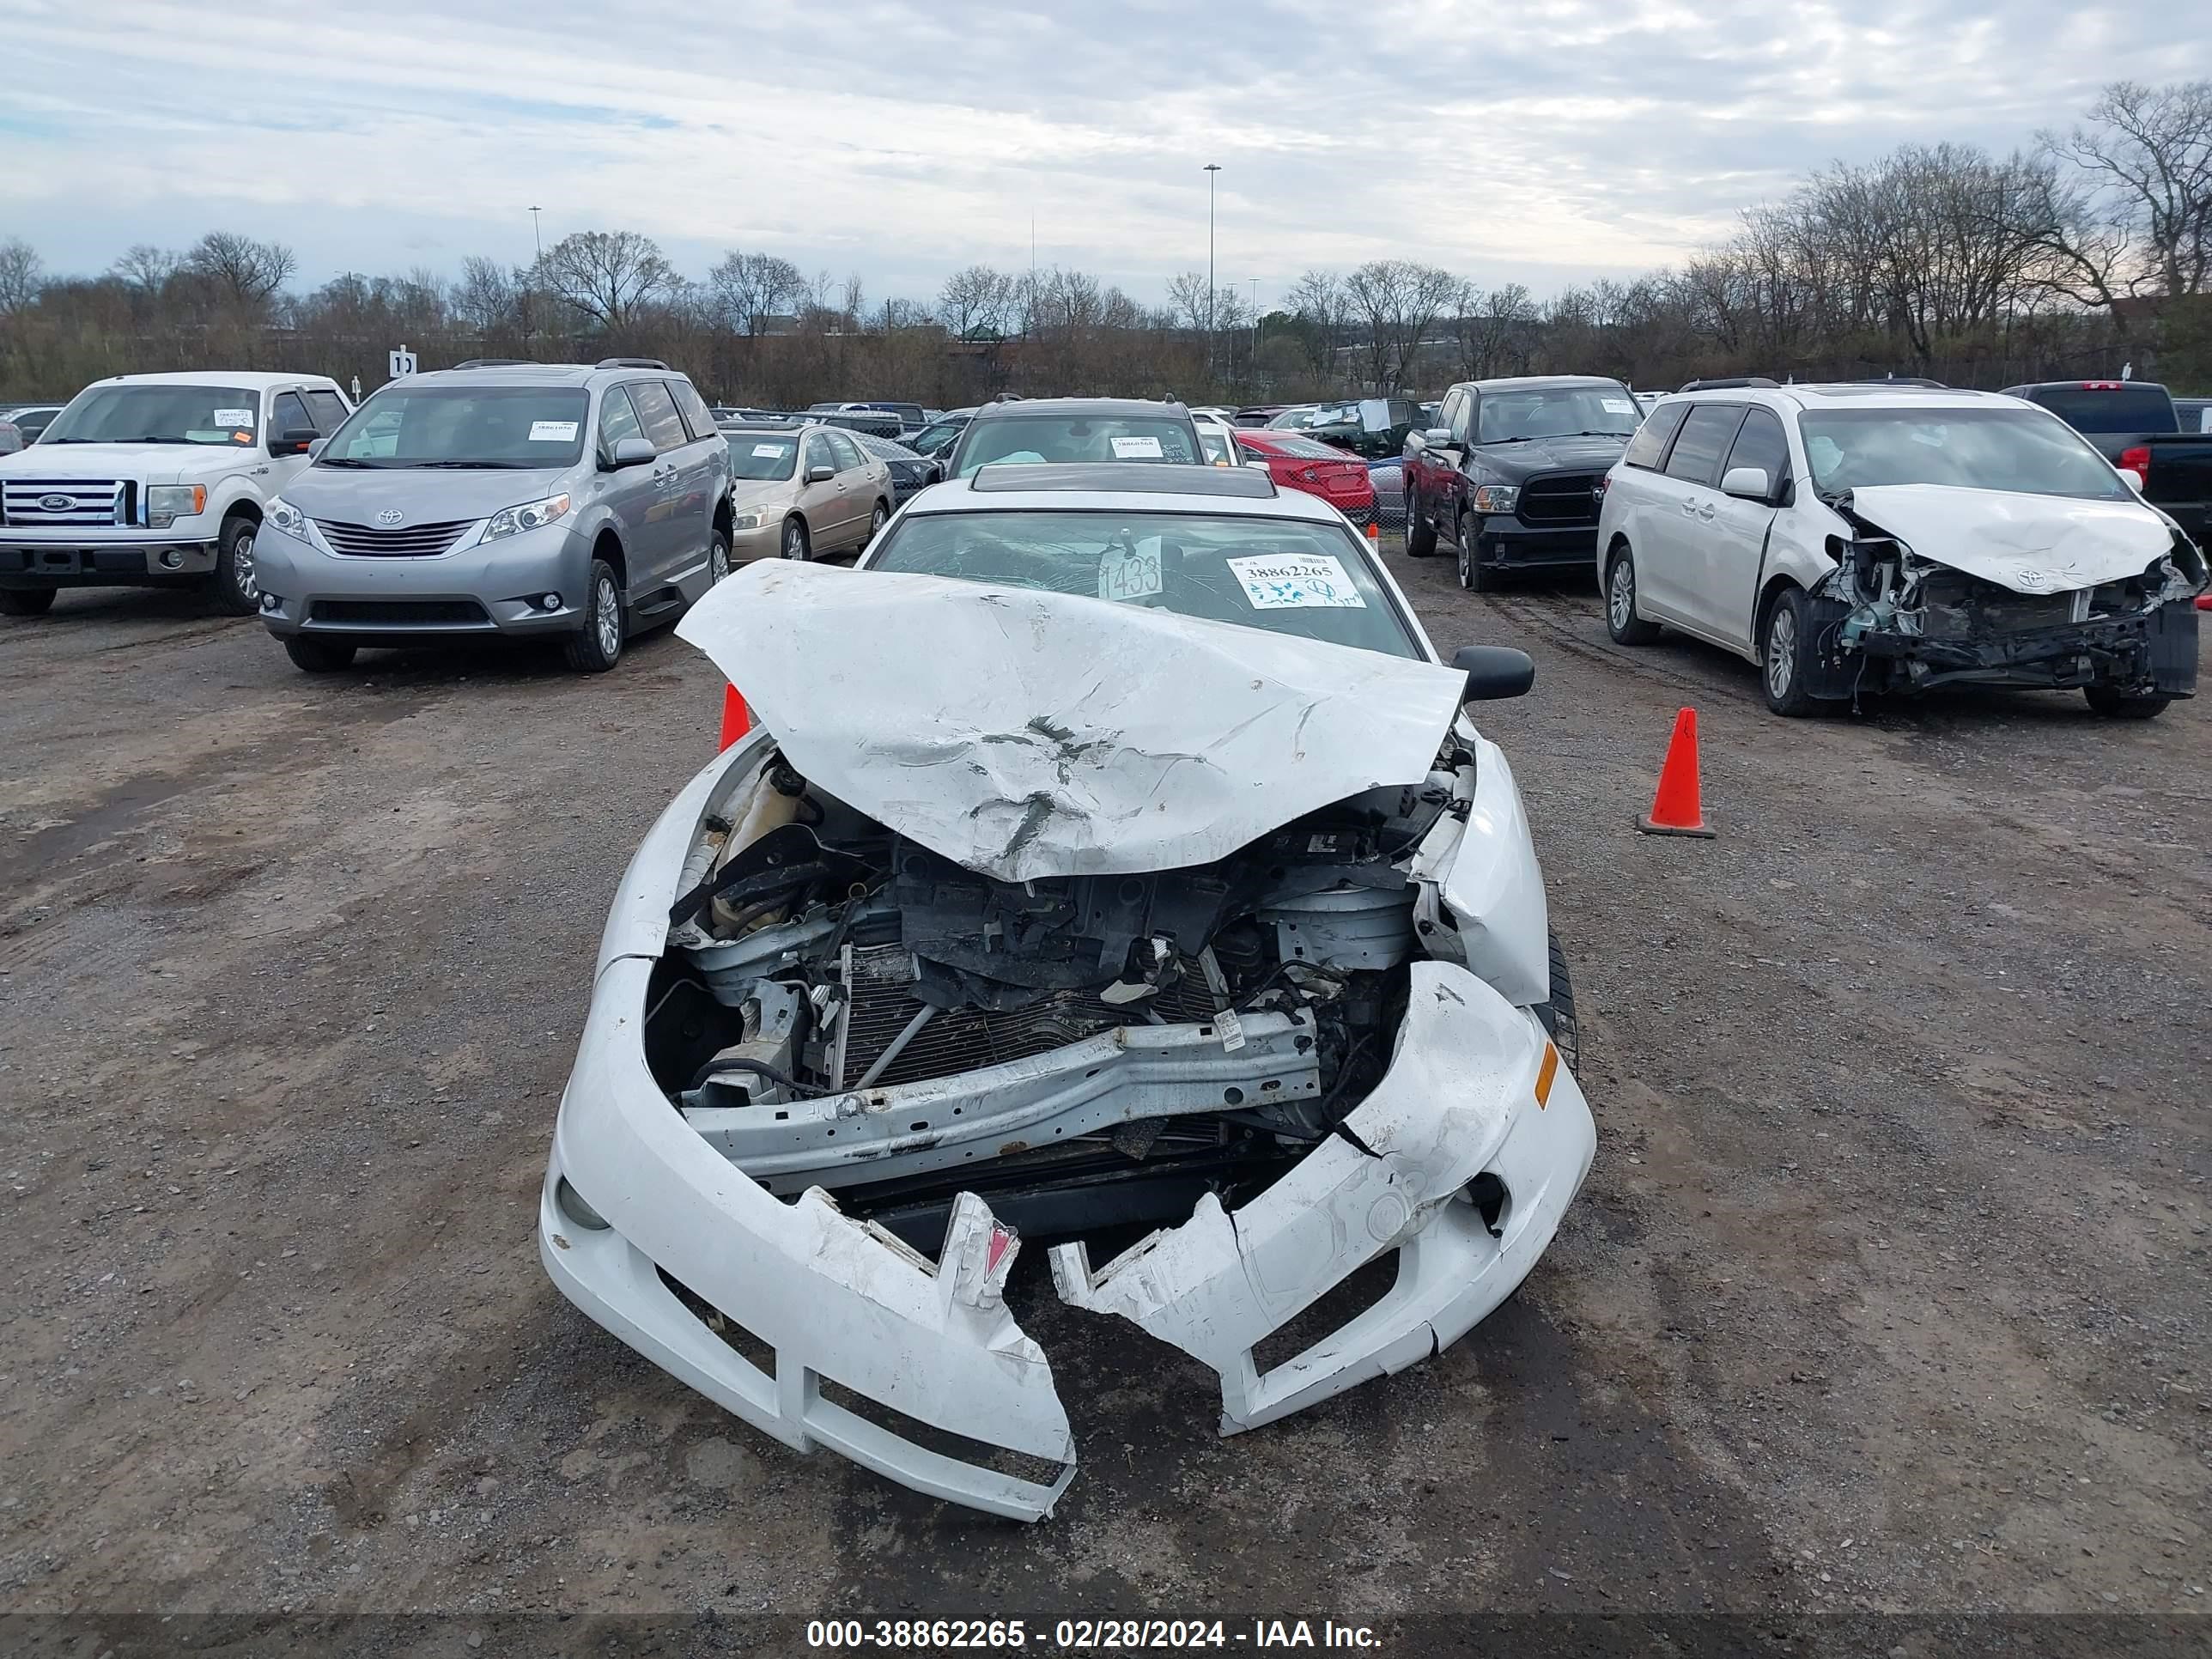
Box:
1203;164;1220;376
530;206;543;260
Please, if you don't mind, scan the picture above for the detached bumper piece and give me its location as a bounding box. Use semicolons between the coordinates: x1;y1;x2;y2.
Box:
541;957;1593;1519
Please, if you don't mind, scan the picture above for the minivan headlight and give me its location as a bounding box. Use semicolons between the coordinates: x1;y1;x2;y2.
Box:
148;484;208;528
483;492;571;542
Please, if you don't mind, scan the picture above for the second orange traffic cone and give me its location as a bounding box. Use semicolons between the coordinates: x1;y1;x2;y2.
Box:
1636;707;1715;838
717;684;752;751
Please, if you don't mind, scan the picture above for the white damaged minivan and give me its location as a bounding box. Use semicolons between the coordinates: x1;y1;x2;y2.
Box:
1595;381;2207;717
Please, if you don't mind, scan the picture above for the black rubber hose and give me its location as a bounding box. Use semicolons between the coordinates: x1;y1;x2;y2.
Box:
669;859;829;930
688;1055;830;1097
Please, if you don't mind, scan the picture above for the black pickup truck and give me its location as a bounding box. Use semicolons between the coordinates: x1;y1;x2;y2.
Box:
2002;380;2212;546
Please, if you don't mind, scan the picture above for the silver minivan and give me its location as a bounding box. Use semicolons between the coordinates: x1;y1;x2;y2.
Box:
253;358;732;673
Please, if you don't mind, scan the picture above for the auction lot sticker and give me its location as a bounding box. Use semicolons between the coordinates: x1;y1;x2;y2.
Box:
1228;553;1366;609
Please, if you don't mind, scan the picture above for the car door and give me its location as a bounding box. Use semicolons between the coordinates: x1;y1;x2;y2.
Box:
795;431;848;546
1694;406;1791;653
266;389;321;483
623;379;693;583
828;430;884;546
1638;403;1747;628
1414;387;1466;525
661;378;726;585
595;386;661;572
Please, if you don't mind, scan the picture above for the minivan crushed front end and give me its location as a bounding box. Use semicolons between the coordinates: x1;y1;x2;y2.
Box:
538;562;1595;1518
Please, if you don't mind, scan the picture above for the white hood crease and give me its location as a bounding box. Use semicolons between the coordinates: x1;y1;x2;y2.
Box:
676;561;1468;884
1844;484;2179;595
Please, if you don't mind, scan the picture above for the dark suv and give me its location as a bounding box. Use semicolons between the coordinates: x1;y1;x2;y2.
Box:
1402;375;1642;589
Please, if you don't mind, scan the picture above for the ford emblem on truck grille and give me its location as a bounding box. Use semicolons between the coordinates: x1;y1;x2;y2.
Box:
40;494;72;513
375;508;404;526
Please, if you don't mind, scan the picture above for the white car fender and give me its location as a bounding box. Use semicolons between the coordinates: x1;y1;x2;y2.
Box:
1413;733;1550;1009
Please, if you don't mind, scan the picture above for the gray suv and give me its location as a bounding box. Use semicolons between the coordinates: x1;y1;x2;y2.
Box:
253;358;732;673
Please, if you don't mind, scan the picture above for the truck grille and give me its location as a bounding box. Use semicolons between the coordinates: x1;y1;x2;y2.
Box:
1516;472;1603;526
838;944;1224;1089
3;478;125;527
313;518;474;557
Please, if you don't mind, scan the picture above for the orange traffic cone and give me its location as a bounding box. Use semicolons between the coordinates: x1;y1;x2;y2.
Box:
717;684;751;751
1636;707;1715;838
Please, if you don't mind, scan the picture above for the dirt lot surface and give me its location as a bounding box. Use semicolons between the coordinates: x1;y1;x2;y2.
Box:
2;550;2208;1650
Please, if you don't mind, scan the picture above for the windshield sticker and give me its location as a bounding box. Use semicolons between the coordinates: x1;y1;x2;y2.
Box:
1109;435;1164;459
1097;538;1164;603
1228;553;1368;611
212;408;255;428
751;442;790;458
1601;398;1635;414
528;420;580;442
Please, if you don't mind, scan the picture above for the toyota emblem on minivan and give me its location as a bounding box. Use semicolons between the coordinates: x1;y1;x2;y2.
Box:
375;509;404;526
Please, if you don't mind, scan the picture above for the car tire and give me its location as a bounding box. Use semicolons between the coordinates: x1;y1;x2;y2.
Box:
1604;545;1662;645
284;635;357;673
1404;486;1437;557
208;517;260;616
1760;586;1830;718
1456;510;1493;592
866;499;889;547
2083;685;2170;719
781;517;810;562
0;586;57;617
1534;932;1580;1074
563;558;624;674
706;527;731;588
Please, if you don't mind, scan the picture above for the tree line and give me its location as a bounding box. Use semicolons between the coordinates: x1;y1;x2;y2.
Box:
2;80;2206;408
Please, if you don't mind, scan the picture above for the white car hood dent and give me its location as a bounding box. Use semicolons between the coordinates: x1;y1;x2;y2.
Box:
676;560;1468;883
1844;484;2175;595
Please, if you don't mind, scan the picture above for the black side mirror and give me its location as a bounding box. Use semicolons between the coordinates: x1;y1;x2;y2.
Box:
271;427;319;456
1450;644;1535;702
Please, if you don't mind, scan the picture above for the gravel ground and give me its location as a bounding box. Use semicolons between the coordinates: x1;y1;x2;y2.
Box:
1;551;2207;1649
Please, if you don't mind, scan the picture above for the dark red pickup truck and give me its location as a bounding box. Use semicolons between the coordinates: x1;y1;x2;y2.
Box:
2002;380;2212;548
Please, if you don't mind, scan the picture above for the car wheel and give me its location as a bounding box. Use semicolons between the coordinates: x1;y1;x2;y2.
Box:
284;635;358;673
706;528;731;587
0;586;57;617
1604;545;1662;644
1456;510;1493;592
781;517;810;561
1404;485;1437;557
209;517;260;616
1534;932;1580;1074
563;558;624;674
2083;685;2170;719
866;500;889;547
1760;586;1828;718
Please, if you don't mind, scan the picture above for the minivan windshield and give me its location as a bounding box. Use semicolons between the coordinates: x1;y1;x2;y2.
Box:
868;508;1420;659
956;415;1200;477
725;432;799;481
44;385;261;447
1800;407;2133;501
1475;385;1639;443
316;386;589;469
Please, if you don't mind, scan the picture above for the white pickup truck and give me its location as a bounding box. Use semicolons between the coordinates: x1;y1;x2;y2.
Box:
0;371;352;617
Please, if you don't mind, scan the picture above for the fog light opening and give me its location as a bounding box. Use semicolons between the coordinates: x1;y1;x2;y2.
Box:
1468;1170;1510;1239
259;592;283;613
157;549;185;570
555;1176;610;1231
538;592;562;611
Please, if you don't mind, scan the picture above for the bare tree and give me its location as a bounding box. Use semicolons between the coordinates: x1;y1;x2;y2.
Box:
185;232;297;306
1166;270;1211;333
450;257;517;338
536;230;679;329
1344;259;1459;391
2046;80;2212;298
0;238;43;316
708;250;804;338
112;244;178;298
936;264;1017;342
1284;270;1353;380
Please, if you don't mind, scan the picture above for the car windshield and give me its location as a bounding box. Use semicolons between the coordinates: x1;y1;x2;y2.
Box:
911;420;963;456
1800;407;2133;501
725;432;799;481
43;385;261;447
1476;386;1639;443
316;386;588;468
957;415;1200;477
868;508;1420;659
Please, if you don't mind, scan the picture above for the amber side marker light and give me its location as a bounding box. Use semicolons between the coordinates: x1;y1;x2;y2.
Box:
1534;1041;1559;1109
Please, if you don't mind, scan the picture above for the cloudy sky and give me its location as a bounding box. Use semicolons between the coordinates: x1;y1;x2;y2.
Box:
3;0;2208;309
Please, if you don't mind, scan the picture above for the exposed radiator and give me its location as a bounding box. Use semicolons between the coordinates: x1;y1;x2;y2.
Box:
839;944;1223;1089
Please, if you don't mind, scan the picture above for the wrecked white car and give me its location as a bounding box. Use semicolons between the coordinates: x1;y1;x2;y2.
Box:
538;464;1595;1519
1596;383;2207;717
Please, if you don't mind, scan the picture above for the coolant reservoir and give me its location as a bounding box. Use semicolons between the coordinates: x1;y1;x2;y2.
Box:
710;760;807;933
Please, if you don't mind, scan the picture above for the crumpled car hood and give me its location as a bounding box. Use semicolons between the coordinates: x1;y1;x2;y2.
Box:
676;560;1468;883
1844;484;2177;594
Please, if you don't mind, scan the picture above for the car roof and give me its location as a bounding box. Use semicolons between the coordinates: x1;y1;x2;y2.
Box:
963;397;1192;421
1461;374;1626;392
902;463;1350;516
1657;384;2026;414
399;363;657;390
85;371;339;391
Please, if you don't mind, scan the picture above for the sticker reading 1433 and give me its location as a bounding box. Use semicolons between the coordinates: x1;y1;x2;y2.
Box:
1097;539;1164;602
1227;553;1366;610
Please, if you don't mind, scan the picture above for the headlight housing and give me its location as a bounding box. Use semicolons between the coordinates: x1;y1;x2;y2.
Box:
483;492;571;542
1471;483;1519;514
147;484;207;529
732;507;771;531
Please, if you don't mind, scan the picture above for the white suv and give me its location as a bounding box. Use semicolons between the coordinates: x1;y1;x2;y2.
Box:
1594;381;2206;718
0;371;351;617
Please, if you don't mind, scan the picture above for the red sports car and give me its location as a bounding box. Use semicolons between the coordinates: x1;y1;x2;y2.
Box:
1234;428;1377;533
